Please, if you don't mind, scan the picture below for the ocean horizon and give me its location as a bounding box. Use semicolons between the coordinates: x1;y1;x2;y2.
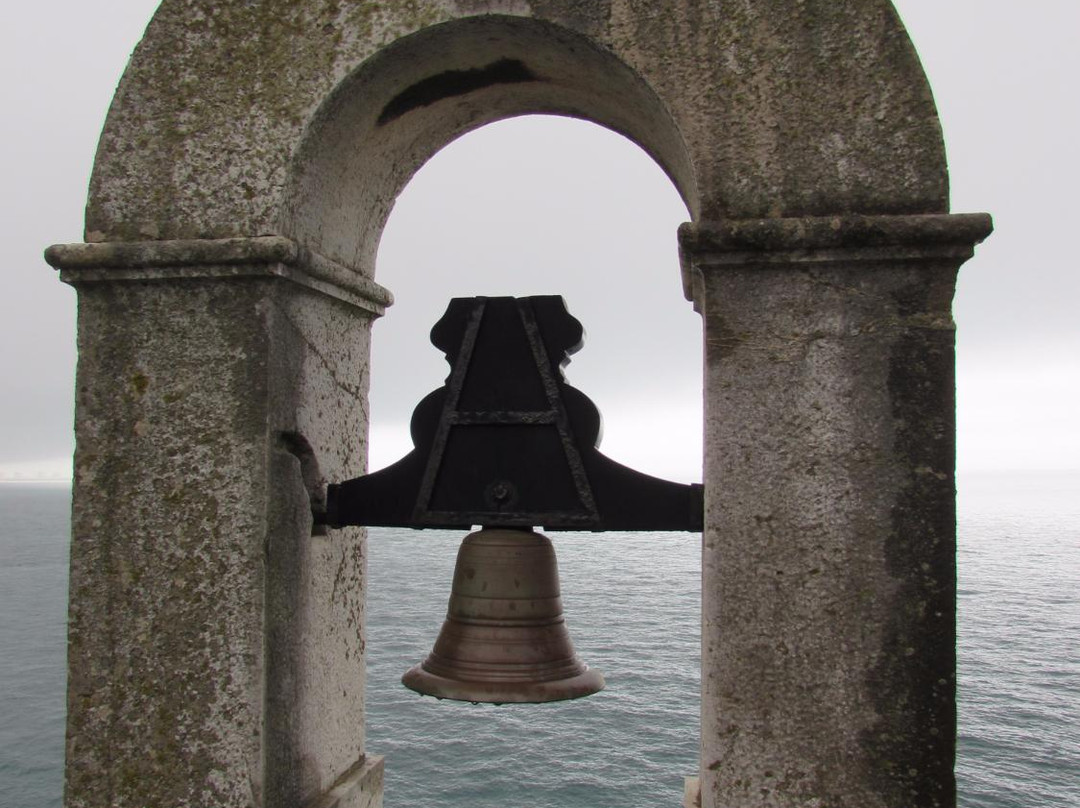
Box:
2;470;1077;807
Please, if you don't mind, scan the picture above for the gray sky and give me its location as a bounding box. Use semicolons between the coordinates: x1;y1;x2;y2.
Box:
2;0;1077;480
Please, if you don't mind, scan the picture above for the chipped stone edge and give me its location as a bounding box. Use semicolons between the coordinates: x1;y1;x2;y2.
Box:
303;755;384;808
43;236;393;316
683;775;701;808
677;213;994;304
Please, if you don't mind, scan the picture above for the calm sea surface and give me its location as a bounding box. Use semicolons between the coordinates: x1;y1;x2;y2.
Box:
1;472;1077;807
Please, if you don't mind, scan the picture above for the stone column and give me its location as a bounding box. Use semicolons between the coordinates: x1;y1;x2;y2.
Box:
45;238;388;808
682;214;992;808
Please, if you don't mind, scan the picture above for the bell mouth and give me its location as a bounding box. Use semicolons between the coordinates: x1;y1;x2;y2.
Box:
402;662;605;704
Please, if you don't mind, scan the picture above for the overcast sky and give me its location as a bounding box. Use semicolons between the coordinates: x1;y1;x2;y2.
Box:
1;0;1076;481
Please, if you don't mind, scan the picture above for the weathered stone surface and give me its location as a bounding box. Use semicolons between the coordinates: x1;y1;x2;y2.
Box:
307;756;384;808
262;286;375;807
65;278;274;807
686;214;990;808
678;213;993;300
46;236;393;313
46;235;298;268
680;213;994;256
87;0;946;265
60;262;379;808
54;2;991;807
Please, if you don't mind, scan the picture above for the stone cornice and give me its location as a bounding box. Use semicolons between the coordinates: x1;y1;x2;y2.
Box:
44;236;393;315
678;213;993;305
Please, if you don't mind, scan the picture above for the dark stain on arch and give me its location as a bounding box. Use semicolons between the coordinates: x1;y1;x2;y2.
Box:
378;58;539;125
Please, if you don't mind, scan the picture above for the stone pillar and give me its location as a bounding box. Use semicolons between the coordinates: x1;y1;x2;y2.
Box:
683;214;992;808
45;237;388;808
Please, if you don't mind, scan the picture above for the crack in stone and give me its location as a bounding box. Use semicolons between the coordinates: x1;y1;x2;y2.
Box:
271;299;368;405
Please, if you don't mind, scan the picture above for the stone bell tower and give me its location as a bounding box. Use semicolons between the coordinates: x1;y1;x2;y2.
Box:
47;2;990;806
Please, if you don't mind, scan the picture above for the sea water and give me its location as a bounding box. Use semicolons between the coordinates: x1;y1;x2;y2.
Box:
0;484;70;808
1;472;1077;807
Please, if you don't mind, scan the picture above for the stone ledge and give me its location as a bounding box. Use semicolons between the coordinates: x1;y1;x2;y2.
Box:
678;213;993;302
44;236;393;314
304;755;384;808
679;213;993;255
44;235;298;269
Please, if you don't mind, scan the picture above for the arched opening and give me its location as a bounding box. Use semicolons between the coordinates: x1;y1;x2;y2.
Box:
276;17;709;805
362;114;702;806
284;15;699;278
368;115;701;481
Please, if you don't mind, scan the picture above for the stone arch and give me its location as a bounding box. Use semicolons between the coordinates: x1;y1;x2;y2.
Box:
83;0;949;246
283;14;698;277
48;2;992;808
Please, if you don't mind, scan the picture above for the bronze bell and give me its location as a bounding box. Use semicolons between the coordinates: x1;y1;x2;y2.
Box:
402;527;605;703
